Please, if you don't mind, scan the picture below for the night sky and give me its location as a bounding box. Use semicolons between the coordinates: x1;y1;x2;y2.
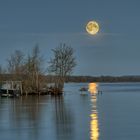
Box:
0;0;140;76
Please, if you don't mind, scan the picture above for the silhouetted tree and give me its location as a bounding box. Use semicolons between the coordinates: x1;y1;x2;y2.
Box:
48;43;76;92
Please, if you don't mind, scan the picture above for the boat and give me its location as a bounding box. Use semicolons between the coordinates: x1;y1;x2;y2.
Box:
79;87;88;92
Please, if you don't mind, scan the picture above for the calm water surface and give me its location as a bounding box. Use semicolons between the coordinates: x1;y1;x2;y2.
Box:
1;83;140;140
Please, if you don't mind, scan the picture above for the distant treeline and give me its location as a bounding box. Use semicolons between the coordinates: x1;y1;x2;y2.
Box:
65;75;140;83
1;74;140;83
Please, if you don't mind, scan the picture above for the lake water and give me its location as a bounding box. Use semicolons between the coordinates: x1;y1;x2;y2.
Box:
1;82;140;140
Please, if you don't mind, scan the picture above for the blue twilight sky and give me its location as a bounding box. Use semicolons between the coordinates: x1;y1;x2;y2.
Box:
0;0;140;76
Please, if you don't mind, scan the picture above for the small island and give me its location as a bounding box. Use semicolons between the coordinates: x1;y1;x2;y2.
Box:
0;43;76;96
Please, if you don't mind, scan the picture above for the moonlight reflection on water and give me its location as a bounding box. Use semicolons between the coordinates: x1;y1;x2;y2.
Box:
89;83;99;140
90;95;99;140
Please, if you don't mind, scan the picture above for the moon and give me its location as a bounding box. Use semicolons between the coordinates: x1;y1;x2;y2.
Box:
86;21;99;35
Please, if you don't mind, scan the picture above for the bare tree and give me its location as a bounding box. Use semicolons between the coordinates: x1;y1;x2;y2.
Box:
6;45;45;95
24;44;45;94
7;50;25;74
49;43;76;93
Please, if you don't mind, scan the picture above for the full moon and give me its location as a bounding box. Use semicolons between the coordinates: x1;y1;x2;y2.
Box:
86;21;99;35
